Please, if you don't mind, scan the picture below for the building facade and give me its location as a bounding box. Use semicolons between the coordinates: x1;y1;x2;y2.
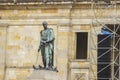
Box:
0;0;120;80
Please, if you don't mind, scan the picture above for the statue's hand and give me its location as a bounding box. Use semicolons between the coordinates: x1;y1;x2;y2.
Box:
41;41;46;44
38;48;40;52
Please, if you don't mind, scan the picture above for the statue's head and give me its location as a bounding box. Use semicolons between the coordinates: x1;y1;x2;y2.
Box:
42;21;48;29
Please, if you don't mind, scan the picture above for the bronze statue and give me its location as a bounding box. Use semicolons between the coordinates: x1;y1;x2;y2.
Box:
33;21;58;72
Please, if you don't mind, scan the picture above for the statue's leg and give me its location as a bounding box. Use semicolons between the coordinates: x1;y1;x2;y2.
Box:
49;50;53;68
49;43;54;68
45;46;49;69
42;56;46;68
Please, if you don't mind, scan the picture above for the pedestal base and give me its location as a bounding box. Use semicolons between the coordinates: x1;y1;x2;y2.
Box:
27;70;59;80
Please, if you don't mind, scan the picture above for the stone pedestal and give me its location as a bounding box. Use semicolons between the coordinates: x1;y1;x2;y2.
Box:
27;70;59;80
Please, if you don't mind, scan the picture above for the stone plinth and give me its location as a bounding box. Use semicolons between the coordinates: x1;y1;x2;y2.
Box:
27;70;59;80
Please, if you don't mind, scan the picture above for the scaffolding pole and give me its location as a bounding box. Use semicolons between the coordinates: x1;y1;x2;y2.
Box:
90;0;120;80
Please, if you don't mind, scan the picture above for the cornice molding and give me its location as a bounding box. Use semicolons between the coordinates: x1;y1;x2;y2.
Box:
0;3;73;10
1;18;119;26
0;2;93;10
0;4;120;10
0;23;9;27
0;1;120;9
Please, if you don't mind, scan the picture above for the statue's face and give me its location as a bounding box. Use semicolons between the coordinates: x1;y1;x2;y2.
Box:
42;22;48;29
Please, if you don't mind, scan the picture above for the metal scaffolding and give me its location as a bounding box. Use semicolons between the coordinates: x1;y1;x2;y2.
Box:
90;0;120;80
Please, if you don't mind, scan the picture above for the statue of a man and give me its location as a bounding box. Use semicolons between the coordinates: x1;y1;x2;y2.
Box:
38;21;55;70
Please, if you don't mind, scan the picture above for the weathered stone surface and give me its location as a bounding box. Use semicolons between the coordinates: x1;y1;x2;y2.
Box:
0;27;7;80
27;70;59;80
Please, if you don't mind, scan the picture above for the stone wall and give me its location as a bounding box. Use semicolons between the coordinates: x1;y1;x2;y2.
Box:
0;25;7;80
0;6;71;80
0;3;119;80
